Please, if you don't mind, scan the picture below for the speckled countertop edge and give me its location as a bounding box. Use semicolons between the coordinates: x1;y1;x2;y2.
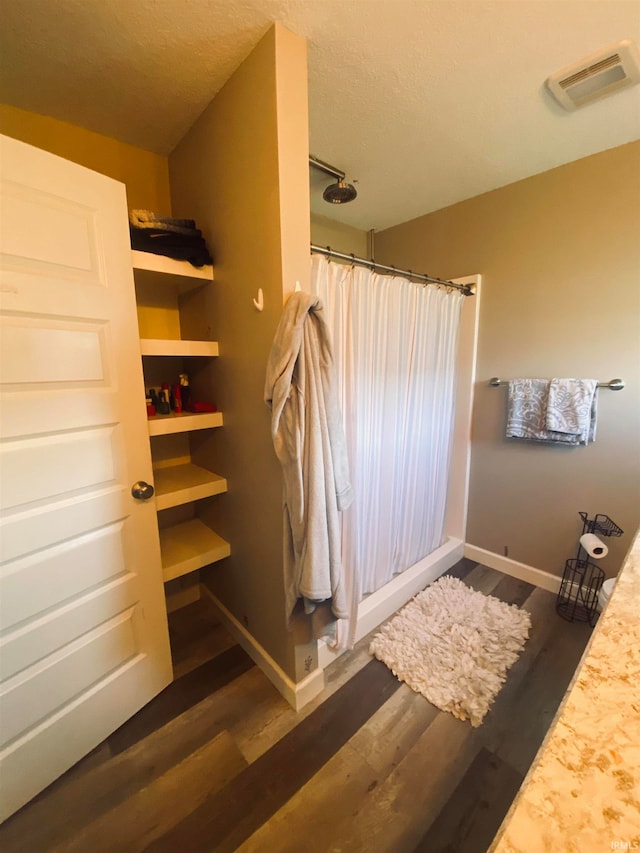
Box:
490;529;640;853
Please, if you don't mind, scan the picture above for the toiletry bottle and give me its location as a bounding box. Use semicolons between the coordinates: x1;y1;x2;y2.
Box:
179;373;191;412
158;384;170;415
172;383;182;413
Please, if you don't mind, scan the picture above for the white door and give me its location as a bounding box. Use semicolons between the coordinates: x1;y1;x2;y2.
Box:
0;135;173;821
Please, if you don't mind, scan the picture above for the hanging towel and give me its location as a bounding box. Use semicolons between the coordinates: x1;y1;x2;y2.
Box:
506;378;598;445
265;292;354;627
506;379;580;444
546;378;598;444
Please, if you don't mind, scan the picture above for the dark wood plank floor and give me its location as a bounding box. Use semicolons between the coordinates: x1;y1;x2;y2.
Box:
0;560;592;853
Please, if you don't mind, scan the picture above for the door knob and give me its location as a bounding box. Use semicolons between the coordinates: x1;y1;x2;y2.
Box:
131;480;155;500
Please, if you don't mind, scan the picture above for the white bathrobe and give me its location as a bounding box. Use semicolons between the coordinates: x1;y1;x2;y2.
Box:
264;292;354;625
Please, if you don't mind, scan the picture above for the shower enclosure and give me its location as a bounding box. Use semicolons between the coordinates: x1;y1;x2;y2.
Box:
309;253;480;655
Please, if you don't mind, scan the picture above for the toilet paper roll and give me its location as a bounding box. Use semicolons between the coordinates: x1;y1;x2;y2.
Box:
580;533;608;559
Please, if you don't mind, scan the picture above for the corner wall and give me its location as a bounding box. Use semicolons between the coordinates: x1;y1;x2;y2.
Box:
168;24;311;681
310;213;368;257
0;105;171;213
376;142;640;576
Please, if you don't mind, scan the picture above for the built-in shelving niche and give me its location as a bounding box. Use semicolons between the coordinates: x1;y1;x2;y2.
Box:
132;250;230;591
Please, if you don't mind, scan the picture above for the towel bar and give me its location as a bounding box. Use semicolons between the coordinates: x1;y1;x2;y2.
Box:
488;377;624;390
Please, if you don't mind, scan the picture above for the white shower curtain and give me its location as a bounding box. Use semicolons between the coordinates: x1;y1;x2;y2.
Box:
310;253;465;647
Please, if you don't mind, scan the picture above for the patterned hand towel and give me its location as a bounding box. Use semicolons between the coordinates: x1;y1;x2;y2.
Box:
506;379;580;444
546;378;598;444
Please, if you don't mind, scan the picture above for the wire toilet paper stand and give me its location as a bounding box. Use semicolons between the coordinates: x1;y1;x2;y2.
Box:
556;512;623;625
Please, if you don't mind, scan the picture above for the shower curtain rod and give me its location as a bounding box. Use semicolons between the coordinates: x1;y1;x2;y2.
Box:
310;244;475;295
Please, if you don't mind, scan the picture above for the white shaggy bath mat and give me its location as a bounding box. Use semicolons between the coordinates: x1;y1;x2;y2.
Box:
369;576;531;727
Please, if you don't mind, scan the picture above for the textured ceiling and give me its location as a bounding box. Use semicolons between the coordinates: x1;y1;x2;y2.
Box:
1;0;639;231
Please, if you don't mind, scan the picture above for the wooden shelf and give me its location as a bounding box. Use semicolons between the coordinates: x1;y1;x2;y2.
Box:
132;248;227;598
140;339;219;357
160;518;230;582
132;250;213;281
154;463;227;510
148;411;223;436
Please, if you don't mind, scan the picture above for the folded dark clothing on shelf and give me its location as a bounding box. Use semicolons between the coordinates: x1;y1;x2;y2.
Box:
131;228;205;247
130;227;213;267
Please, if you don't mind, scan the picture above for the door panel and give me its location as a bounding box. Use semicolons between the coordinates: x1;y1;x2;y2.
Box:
1;522;127;629
0;322;106;384
1;658;161;824
0;575;138;682
0;180;98;273
0;388;119;438
0;135;172;821
1;427;119;509
1;610;138;747
0;488;126;563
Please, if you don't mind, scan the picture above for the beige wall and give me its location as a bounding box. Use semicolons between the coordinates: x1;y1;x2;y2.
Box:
310;212;369;257
0;104;171;213
169;24;311;680
376;142;640;576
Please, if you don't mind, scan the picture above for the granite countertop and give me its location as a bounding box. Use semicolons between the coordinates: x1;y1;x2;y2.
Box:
490;529;640;852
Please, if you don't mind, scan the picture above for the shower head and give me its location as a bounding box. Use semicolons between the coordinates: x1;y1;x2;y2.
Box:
322;179;358;204
309;155;358;205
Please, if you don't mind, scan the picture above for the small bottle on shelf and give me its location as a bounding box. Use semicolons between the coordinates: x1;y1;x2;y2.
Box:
158;383;171;415
172;382;183;413
149;388;160;416
179;373;191;412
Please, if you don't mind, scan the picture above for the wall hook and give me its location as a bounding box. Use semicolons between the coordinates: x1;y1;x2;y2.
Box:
253;288;264;311
295;280;302;292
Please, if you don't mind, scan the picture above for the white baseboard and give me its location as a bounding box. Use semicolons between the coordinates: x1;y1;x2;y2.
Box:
196;542;559;704
199;584;325;711
319;542;560;674
463;544;561;593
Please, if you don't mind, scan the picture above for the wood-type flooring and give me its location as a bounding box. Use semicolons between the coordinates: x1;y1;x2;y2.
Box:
0;559;592;852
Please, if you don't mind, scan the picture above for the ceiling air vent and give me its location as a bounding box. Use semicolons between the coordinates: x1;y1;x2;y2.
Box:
546;39;640;110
